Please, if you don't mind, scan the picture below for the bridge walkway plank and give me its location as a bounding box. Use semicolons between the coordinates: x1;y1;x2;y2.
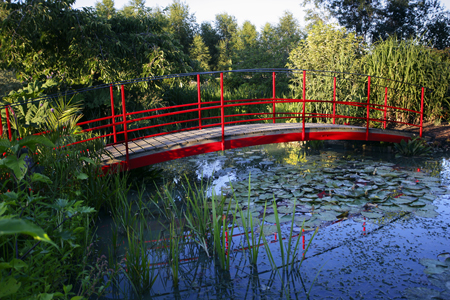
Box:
101;123;416;164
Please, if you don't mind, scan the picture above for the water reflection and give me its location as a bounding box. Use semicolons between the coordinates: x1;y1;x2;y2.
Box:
99;141;450;299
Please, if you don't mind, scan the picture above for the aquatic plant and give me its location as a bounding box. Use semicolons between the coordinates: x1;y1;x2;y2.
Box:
235;175;268;266
182;178;219;257
394;136;431;157
125;224;159;295
163;220;182;288
211;191;238;271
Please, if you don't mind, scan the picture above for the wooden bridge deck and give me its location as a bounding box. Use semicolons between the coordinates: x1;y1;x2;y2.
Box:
101;123;417;168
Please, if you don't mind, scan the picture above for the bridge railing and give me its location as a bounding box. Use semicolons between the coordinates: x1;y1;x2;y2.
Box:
0;69;426;166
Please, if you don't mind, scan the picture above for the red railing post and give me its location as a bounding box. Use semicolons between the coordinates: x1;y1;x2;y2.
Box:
110;85;117;143
0;107;3;138
332;76;336;124
197;74;202;130
420;87;424;137
5;106;12;141
366;76;371;141
272;72;276;124
302;70;306;140
121;85;129;168
220;73;225;151
383;87;388;129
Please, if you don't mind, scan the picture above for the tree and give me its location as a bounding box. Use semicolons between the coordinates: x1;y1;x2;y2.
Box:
287;22;366;122
190;34;211;71
215;13;238;50
166;0;197;54
95;0;115;19
287;21;364;73
199;22;220;70
214;13;238;71
0;0;191;87
303;0;450;48
276;11;304;59
122;0;148;17
231;21;259;70
216;40;232;70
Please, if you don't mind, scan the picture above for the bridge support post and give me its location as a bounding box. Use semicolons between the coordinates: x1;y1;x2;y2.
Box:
302;70;306;140
220;73;225;151
333;76;336;124
5;106;12;141
272;72;276;124
121;85;129;169
420;87;424;137
0;106;3;137
383;87;388;129
110;85;117;143
366;76;371;141
197;74;202;130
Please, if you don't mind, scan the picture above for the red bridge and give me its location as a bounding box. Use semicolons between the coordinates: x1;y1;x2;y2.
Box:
0;69;425;171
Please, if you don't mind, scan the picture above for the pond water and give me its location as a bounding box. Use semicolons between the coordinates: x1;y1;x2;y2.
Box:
99;141;450;300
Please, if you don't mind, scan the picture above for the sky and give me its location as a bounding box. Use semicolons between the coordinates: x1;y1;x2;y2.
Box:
73;0;308;29
73;0;450;30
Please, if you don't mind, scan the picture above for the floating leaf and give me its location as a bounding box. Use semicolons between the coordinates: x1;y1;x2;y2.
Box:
414;210;439;218
257;224;278;235
316;212;337;221
361;211;384;219
402;287;441;300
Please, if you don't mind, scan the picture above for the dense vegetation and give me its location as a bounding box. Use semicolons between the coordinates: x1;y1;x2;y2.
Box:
0;0;449;298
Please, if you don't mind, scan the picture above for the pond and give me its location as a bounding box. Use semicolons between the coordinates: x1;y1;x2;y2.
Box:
98;141;450;300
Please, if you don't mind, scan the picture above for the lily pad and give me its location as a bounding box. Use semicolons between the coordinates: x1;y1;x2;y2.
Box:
414;210;439;218
316;212;338;221
264;214;286;224
277;206;296;214
257;224;279;236
361;211;384;219
402;287;441;300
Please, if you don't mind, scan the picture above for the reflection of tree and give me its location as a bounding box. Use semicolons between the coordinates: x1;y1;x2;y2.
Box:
277;142;308;166
371;211;414;225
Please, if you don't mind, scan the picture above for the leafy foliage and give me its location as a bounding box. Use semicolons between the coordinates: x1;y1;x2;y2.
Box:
303;0;450;48
394;136;432;157
0;0;191;86
287;22;366;123
363;36;450;122
190;35;211;71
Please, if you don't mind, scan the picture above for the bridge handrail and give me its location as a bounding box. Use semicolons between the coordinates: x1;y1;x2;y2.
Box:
0;69;425;168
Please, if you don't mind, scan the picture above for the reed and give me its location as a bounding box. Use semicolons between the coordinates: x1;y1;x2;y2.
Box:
124;223;159;296
163;219;183;287
211;191;238;271
262;198;319;272
234;175;267;266
364;37;450;122
182;178;216;257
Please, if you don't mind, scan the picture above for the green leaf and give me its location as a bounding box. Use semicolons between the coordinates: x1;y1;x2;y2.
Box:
79;156;96;165
31;173;53;184
73;227;85;234
38;293;54;300
0;155;27;181
0;139;11;153
18;135;55;152
0;219;57;247
76;173;88;180
8;259;28;271
0;277;21;298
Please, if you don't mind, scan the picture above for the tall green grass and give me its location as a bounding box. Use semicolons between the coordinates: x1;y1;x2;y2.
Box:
364;37;450;122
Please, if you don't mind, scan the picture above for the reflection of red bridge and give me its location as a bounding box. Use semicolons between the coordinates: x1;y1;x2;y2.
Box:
0;69;424;171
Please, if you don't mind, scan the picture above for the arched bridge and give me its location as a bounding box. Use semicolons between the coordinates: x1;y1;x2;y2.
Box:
0;69;426;171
